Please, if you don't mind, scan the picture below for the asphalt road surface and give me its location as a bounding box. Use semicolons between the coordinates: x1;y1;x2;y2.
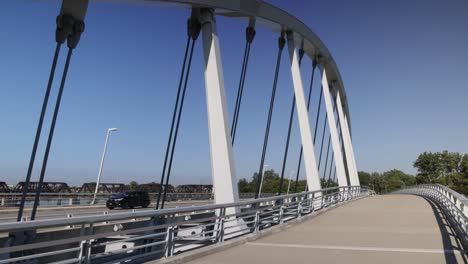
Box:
0;200;213;223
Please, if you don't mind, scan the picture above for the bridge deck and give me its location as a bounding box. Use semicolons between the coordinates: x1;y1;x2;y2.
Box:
188;195;467;264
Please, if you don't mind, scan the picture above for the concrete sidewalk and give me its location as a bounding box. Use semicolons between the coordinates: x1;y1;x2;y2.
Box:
188;195;467;264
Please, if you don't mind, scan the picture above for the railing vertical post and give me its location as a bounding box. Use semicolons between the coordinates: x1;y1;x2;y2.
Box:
297;200;302;218
279;205;285;224
311;192;316;212
254;210;261;233
79;223;94;264
165;227;174;257
217;207;226;243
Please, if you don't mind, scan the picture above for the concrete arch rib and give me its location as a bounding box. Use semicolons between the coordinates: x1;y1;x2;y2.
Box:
91;0;352;131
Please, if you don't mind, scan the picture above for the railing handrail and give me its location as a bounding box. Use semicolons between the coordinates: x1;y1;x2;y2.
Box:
398;184;468;204
416;184;468;203
0;186;363;232
0;192;274;196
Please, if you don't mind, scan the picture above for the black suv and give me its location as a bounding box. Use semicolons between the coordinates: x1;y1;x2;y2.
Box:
106;191;150;209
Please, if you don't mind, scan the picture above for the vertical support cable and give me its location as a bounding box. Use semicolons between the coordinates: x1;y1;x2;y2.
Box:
31;48;74;220
317;114;328;173
16;44;61;222
322;134;331;180
231;23;255;145
326;155;335;187
329;108;343;186
161;39;197;209
155;35;191;210
332;167;337;184
278;97;295;194
158;16;201;209
324;99;339;187
255;34;285;199
327;123;343;186
18;13;84;222
30;17;84;220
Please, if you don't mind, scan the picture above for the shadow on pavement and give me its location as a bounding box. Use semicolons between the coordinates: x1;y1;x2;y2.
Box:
421;196;467;264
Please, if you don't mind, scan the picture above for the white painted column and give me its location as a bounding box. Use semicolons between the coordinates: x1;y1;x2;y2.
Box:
335;90;359;186
286;33;321;192
319;65;348;187
344;114;360;185
200;10;239;211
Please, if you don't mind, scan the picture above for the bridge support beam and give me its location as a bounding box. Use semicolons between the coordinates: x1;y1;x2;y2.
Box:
319;65;348;187
286;33;321;192
335;90;359;186
199;9;239;211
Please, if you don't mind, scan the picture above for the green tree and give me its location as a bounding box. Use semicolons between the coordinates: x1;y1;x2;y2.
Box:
413;151;468;195
381;169;414;193
238;178;255;193
129;181;138;190
321;178;338;188
238;170;312;194
358;171;371;187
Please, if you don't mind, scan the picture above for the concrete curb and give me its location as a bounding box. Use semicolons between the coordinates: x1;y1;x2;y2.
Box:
148;195;370;264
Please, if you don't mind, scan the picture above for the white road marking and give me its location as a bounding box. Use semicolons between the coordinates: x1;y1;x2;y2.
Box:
248;242;467;255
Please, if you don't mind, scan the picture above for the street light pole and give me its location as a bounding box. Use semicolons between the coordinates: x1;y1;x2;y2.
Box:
91;128;118;205
286;170;295;195
258;164;269;198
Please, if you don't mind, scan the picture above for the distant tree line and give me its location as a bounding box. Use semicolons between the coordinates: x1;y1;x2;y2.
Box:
237;169;337;194
359;151;468;195
358;170;415;194
126;151;467;196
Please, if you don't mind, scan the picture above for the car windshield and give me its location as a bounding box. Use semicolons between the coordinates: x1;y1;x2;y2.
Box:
110;192;128;199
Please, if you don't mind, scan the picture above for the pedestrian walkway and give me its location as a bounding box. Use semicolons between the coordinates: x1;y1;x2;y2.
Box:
188;195;467;264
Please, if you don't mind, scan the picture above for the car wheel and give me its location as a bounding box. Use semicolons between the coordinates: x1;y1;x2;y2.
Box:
107;206;114;210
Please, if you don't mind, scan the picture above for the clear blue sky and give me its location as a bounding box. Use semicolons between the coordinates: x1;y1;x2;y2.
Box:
1;0;467;186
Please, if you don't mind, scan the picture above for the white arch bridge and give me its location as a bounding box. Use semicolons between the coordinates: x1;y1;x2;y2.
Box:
0;1;467;263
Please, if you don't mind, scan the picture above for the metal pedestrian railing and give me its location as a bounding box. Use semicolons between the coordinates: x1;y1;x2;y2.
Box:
0;186;370;263
394;184;468;248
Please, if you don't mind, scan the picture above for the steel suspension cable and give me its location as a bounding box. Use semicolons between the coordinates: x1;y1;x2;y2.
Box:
17;14;82;222
16;43;61;222
231;25;255;145
317;91;339;179
326;124;342;187
332;167;337;184
155;34;191;210
326;155;335;187
317;115;328;171
328;99;342;186
159;17;201;209
31;48;74;221
255;35;285;199
161;39;196;209
322;134;331;180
